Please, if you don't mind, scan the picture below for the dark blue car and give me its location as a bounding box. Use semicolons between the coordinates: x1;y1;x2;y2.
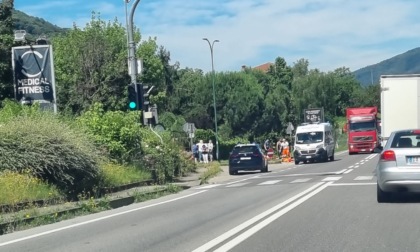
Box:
229;144;268;175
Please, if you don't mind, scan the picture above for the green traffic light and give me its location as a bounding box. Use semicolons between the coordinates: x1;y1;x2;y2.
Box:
129;101;137;109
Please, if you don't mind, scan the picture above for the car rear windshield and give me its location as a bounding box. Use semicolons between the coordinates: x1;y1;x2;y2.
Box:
390;131;420;148
233;146;259;153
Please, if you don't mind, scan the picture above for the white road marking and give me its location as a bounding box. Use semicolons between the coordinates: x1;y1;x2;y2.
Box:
354;176;374;181
343;169;353;174
367;154;377;159
0;190;208;247
258;180;282;185
290;178;312;183
225;177;254;185
348;165;354;169
226;183;250;188
322;176;342;181
330;182;376;186
213;182;334;252
335;169;347;174
196;184;222;189
354;165;360;169
192;182;326;252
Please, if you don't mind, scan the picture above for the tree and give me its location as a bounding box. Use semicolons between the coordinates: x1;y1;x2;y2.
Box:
52;13;129;114
0;0;14;102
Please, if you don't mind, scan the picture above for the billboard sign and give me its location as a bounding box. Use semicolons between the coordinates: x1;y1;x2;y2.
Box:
12;45;57;112
304;108;324;124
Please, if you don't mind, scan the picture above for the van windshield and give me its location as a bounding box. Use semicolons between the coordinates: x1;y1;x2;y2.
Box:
296;132;323;144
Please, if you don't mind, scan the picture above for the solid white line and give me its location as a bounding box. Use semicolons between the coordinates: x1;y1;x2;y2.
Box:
196;184;221;189
226;183;250;188
354;176;374;181
214;182;333;252
0;190;208;247
335;169;347;174
192;182;326;252
343;169;353;174
330;182;376;186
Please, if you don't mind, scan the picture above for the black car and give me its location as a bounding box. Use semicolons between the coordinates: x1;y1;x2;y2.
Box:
228;144;268;175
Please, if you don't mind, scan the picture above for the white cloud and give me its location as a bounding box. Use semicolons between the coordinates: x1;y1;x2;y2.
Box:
14;0;420;73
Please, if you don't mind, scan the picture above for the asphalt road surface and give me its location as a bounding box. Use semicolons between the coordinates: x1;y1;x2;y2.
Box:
1;151;420;252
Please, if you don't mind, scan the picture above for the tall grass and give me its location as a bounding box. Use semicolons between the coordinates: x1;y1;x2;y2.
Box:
0;170;62;205
100;162;151;187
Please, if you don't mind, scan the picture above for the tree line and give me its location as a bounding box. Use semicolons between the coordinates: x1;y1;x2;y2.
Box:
0;2;380;144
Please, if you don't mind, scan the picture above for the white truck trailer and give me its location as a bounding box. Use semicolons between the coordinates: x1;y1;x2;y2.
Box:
380;74;420;146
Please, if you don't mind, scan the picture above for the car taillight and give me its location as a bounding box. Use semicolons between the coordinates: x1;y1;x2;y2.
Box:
381;150;396;161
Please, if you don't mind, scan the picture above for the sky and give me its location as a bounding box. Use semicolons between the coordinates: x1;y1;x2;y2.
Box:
13;0;420;73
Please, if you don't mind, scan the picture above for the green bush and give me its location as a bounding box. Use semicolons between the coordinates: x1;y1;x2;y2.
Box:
76;103;142;163
0;108;101;196
139;128;196;184
219;137;249;160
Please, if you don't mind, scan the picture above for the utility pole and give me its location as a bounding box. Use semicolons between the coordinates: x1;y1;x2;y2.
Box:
203;38;220;160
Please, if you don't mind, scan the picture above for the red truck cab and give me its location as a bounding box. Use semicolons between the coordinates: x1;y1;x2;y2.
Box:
345;107;380;154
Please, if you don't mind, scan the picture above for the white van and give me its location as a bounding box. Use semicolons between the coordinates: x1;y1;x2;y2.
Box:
293;122;335;165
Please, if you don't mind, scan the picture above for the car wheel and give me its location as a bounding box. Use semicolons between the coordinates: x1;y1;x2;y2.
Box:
329;151;335;161
294;159;299;165
229;169;235;175
377;183;391;203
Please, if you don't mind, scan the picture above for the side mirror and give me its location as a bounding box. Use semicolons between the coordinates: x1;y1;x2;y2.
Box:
373;146;383;153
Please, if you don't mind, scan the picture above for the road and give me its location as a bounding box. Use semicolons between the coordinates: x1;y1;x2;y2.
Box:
1;151;420;252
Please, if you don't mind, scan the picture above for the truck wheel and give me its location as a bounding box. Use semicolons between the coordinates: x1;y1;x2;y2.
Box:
329;151;335;161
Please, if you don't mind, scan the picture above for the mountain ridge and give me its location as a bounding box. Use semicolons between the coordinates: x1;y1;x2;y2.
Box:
352;47;420;86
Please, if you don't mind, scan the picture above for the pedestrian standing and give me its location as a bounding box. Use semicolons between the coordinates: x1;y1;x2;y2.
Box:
264;139;270;152
198;140;204;163
276;138;282;159
202;143;209;163
192;143;199;163
208;140;214;162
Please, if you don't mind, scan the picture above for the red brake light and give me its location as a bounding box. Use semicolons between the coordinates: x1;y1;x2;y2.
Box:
381;150;396;161
413;130;420;134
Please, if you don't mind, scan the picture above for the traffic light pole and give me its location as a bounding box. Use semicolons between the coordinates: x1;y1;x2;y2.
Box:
125;0;148;125
127;0;142;116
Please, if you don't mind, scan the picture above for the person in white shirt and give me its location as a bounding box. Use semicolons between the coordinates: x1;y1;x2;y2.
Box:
198;140;204;163
208;140;214;162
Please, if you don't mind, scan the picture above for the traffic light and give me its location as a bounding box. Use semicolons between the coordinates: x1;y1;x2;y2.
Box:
140;84;150;110
127;84;139;110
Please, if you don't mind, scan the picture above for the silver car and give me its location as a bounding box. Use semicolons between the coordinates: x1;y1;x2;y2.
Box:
375;129;420;202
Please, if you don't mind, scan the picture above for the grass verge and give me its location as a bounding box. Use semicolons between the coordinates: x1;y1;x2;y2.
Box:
198;162;222;185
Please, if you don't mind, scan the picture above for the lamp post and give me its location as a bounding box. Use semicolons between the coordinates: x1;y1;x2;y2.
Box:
203;38;220;161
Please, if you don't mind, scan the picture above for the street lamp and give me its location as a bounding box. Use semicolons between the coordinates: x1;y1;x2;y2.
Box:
203;38;220;161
